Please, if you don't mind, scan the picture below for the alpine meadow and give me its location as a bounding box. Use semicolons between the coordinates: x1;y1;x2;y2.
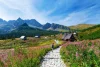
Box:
0;0;100;67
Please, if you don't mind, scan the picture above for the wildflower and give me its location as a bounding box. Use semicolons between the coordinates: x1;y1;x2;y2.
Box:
76;52;79;59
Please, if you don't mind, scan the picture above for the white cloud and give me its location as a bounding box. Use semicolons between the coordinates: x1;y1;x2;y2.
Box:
57;5;100;26
0;0;100;26
0;0;50;24
57;12;88;26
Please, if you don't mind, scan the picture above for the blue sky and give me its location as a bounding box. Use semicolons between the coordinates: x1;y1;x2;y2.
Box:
0;0;100;26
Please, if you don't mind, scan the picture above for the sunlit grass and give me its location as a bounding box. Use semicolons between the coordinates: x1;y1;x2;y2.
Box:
60;40;100;67
0;36;63;67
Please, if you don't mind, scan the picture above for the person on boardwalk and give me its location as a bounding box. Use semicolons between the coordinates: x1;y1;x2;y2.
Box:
51;43;54;50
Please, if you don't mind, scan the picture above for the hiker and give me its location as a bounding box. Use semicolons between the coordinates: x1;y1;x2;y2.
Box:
51;43;54;50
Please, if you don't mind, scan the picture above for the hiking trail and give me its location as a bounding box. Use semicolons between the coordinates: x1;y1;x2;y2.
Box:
40;46;66;67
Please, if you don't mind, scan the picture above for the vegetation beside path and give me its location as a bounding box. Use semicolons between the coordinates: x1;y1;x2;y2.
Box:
60;40;100;67
0;36;63;67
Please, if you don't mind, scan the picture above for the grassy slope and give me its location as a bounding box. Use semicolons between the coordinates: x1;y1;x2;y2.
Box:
60;39;100;67
69;24;95;30
78;24;100;40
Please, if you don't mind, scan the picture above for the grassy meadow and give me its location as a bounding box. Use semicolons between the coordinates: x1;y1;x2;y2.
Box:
0;35;62;49
0;35;63;67
0;24;100;67
60;39;100;67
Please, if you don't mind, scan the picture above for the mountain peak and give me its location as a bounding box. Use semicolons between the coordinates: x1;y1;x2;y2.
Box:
46;22;51;25
42;23;51;29
0;18;3;22
17;17;23;21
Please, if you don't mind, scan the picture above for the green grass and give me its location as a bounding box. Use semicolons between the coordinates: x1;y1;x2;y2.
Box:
0;36;61;49
0;36;63;67
78;24;100;40
0;61;4;67
6;43;60;67
60;40;100;67
7;47;50;67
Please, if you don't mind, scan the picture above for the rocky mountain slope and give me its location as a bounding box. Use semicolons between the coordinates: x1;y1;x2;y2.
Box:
0;18;69;34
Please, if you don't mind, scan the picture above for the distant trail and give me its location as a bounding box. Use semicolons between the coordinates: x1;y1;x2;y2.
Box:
40;46;66;67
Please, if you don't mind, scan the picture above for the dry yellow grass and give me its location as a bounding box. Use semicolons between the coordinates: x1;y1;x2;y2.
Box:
69;24;95;30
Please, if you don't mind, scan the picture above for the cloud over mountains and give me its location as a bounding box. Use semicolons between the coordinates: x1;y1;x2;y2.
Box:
0;0;100;26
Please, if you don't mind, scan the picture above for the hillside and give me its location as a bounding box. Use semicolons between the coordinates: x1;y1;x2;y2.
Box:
69;24;95;30
0;23;59;39
78;24;100;40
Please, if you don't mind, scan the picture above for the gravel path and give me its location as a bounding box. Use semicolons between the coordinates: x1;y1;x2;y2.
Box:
40;46;66;67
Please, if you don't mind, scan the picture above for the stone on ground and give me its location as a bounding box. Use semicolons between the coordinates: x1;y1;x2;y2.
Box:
40;46;66;67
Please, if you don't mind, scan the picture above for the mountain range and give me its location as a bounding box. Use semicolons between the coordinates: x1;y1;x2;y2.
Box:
0;18;69;34
43;23;70;32
0;23;59;39
0;18;42;34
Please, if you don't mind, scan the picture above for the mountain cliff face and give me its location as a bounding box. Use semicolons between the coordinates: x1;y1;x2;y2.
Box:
0;18;69;34
8;18;42;28
42;23;51;29
0;18;7;28
42;23;69;32
11;23;42;34
0;18;12;33
0;18;6;24
24;19;42;27
0;18;42;34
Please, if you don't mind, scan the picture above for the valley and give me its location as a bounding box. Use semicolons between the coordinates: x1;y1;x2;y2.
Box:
0;23;100;67
0;0;100;67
